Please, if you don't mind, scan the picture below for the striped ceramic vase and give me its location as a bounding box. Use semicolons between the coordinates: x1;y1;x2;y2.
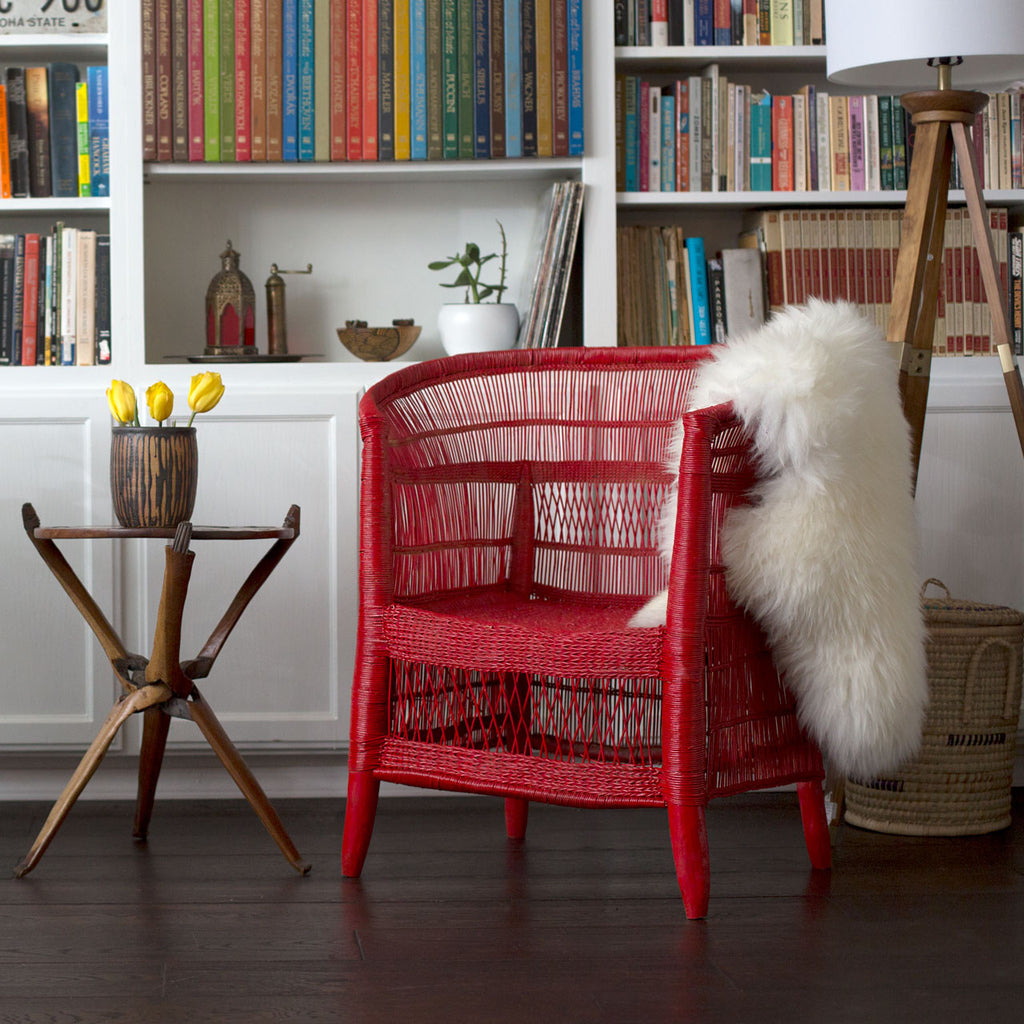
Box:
110;426;198;528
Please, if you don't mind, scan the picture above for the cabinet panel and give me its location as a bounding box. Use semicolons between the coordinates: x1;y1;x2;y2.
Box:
0;398;118;748
135;389;362;749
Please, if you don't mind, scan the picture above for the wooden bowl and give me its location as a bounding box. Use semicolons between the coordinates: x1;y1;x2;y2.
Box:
337;323;422;361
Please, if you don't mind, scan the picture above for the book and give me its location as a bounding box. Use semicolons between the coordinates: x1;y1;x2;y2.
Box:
0;234;15;365
361;0;378;159
48;62;80;197
471;0;490;159
86;66;110;196
503;0;522;157
395;0;413;158
379;0;396;160
10;234;24;365
203;0;221;160
0;85;11;199
5;70;29;197
770;0;792;44
550;0;566;157
25;66;52;197
188;0;206;160
771;93;793;192
329;0;347;160
142;0;158;160
235;0;253;161
297;0;314;160
313;0;330;160
266;0;284;159
660;89;674;191
75;80;91;196
172;0;189;160
891;94;907;190
427;0;444;159
95;234;112;364
707;256;726;342
748;89;771;190
60;224;78;365
792;91;806;191
75;230;97;366
283;0;299;159
864;94;880;192
20;233;40;366
219;0;236;160
157;0;174;160
567;0;583;156
684;236;711;345
534;0;552;156
878;94;894;190
490;0;507;158
829;94;850;191
1010;228;1023;356
410;0;427;159
720;247;765;336
520;0;537;157
674;79;689;191
848;94;865;192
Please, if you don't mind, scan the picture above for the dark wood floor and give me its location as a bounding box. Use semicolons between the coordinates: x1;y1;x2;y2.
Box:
2;789;1023;1023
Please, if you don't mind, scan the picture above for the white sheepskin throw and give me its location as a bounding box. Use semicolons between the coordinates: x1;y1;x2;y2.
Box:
630;299;927;780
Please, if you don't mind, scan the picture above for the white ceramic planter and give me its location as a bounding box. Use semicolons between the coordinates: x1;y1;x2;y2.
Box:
437;303;520;356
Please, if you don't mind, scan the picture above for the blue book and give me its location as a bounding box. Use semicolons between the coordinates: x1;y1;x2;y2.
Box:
410;0;427;160
567;0;583;156
297;0;315;160
624;76;638;192
749;90;772;191
504;0;522;158
86;66;109;196
48;63;80;197
660;92;674;191
685;237;712;345
282;0;299;161
472;0;489;159
695;0;713;45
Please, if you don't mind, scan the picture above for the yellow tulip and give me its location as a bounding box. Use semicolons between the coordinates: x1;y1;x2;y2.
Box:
145;382;174;424
186;372;225;426
106;380;138;425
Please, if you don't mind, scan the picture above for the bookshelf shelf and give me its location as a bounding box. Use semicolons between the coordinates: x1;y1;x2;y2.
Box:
614;44;827;71
0;197;112;214
618;190;1024;211
144;158;583;186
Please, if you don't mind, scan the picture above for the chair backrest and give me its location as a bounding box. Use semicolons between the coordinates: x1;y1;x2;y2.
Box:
360;347;717;605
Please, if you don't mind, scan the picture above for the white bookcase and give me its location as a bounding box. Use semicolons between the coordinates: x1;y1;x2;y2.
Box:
1;7;1022;783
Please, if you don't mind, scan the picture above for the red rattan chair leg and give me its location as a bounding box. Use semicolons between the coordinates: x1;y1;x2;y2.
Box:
504;797;529;840
341;770;381;877
667;802;710;919
797;780;832;870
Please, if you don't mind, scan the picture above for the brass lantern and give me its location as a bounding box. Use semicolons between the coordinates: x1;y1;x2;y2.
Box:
205;240;256;356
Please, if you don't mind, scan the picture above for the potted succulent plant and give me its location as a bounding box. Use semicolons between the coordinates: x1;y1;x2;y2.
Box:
429;220;519;356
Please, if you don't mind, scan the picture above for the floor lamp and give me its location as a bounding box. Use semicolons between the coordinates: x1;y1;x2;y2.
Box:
825;1;1024;493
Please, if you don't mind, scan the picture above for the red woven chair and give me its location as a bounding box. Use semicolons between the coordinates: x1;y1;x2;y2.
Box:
341;346;831;918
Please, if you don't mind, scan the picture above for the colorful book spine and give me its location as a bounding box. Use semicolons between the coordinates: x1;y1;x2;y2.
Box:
251;0;268;161
623;76;638;192
660;90;675;191
297;0;315;160
695;0;713;45
891;94;907;190
379;0;396;160
95;233;111;364
75;81;91;196
410;0;428;159
86;67;109;195
329;0;347;160
771;93;793;191
172;0;189;159
457;0;475;157
219;0;236;160
472;0;490;159
361;0;378;159
5;70;30;197
442;0;460;159
188;0;205;160
203;0;220;160
313;0;330;160
395;0;412;158
156;0;173;160
20;233;39;366
848;94;865;191
0;85;11;199
533;0;551;156
489;0;506;157
48;64;80;197
550;0;567;157
266;0;284;159
520;0;537;157
346;0;363;158
567;0;583;156
503;0;522;158
878;94;894;190
283;0;299;160
426;0;444;159
142;0;158;160
749;89;771;190
235;0;253;161
685;236;712;345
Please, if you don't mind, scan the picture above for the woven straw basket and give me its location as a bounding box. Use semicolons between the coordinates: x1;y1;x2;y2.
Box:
845;580;1024;836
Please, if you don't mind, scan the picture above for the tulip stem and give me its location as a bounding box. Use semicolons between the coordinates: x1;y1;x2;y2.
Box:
186;410;197;428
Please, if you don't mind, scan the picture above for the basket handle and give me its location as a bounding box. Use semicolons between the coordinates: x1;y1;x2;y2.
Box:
921;578;951;600
964;638;1020;724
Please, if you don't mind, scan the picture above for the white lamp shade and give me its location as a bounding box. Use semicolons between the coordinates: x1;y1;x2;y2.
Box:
825;0;1024;90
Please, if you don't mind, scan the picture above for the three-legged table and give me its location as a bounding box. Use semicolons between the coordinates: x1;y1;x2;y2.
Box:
14;502;311;878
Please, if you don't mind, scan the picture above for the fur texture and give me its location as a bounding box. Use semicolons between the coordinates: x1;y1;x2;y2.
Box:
630;300;927;780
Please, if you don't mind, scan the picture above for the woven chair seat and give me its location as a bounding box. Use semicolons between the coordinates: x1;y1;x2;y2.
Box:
384;591;663;678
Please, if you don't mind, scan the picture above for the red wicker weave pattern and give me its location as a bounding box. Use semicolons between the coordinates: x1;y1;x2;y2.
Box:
343;347;830;917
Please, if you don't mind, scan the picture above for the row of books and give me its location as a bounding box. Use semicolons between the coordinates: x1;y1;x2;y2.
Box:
0;226;111;367
617;69;1024;194
743;206;1014;357
617;226;765;347
142;0;584;164
1;65;110;199
615;0;825;47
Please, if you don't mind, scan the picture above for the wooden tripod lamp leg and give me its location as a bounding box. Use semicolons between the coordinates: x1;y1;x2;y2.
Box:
15;684;171;877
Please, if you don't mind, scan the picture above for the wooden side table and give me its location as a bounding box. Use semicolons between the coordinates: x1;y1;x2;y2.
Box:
14;502;311;878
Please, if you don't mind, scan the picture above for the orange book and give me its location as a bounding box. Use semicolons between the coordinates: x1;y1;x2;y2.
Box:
346;0;363;159
771;94;793;191
330;0;347;160
0;84;11;199
361;0;378;159
20;233;40;366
